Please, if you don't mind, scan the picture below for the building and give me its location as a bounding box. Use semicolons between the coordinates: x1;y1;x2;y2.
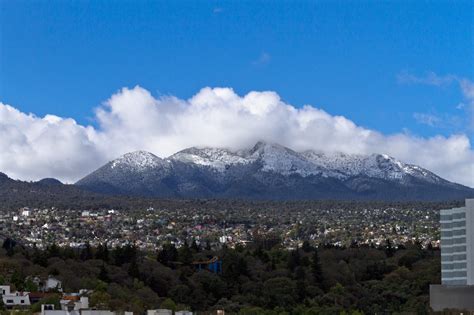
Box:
45;276;63;292
192;256;222;274
41;303;115;315
430;199;474;312
147;310;172;315
0;285;31;308
440;200;474;285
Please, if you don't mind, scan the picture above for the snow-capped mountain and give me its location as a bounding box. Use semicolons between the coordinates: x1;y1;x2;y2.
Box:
301;151;444;183
110;150;170;171
75;142;474;201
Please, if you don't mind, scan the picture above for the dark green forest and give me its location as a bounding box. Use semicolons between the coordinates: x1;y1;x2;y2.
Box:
0;238;440;314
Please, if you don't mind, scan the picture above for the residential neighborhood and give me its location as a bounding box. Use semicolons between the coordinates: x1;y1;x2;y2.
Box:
0;204;440;252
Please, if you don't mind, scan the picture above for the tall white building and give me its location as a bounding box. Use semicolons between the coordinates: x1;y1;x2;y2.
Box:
431;199;474;312
440;199;474;285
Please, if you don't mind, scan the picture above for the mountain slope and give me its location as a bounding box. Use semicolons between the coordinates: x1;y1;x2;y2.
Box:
75;142;474;201
0;172;105;209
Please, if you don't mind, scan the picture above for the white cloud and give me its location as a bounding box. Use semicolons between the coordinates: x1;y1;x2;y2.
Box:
252;52;271;66
413;112;441;127
1;86;473;187
400;72;474;134
397;71;456;86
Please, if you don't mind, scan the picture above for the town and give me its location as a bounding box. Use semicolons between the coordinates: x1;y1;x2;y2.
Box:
0;201;448;314
0;202;442;251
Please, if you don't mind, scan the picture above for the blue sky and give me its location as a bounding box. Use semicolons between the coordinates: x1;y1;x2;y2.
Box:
0;1;473;186
1;0;472;137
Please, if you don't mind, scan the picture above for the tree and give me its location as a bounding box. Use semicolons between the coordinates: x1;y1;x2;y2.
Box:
311;248;324;289
24;278;39;292
287;249;301;272
112;244;138;265
205;240;212;251
90;291;112;309
263;277;297;308
385;239;395;258
160;298;177;311
32;244;48;267
128;260;140;279
99;264;109;282
191;239;200;252
2;238;16;256
47;243;60;258
223;251;248;282
157;243;178;267
302;240;313;253
178;242;193;265
295;267;307;302
96;243;110;262
80;242;93;261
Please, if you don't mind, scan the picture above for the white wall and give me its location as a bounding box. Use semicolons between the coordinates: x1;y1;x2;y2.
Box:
466;199;474;285
2;294;31;307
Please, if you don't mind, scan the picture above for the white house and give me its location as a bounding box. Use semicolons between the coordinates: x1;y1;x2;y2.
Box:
147;310;172;315
0;285;11;296
45;276;63;292
21;208;31;217
0;285;31;308
60;296;89;311
42;303;115;315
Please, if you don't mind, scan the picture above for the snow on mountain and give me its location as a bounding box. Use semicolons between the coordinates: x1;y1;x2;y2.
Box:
76;142;473;200
110;150;169;171
301;150;444;183
170;147;252;171
105;143;446;184
243;141;326;176
169;142;440;182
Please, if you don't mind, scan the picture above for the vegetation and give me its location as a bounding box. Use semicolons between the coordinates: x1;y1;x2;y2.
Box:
0;172;465;211
0;238;440;314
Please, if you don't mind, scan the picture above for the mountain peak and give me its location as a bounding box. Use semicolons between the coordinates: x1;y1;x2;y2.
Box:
249;141;291;155
171;146;250;171
111;150;164;170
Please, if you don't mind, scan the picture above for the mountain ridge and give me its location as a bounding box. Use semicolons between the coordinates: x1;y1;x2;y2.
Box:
75;142;473;201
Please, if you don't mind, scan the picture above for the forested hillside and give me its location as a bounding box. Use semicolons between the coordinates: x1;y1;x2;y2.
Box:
1;239;440;314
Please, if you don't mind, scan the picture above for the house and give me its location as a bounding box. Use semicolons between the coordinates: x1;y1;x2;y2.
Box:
41;303;115;315
21;208;31;217
147;310;172;315
0;285;10;296
0;285;31;308
45;276;63;292
60;295;89;311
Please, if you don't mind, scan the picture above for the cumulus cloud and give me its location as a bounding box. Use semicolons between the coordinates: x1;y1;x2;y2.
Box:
1;86;473;187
